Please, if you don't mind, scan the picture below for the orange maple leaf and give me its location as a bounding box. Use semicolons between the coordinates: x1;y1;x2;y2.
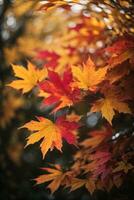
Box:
21;116;79;158
71;178;96;194
91;89;131;124
21;117;62;158
35;165;66;193
71;57;107;91
81;125;112;148
105;37;134;68
7;62;47;93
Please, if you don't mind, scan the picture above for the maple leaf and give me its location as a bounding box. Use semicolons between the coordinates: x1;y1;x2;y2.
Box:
35;165;66;193
85;179;96;194
105;36;134;55
81;125;112;148
21;116;79;158
91;89;131;124
83;151;111;180
70;178;86;191
21;117;62;158
39;69;80;112
71;178;96;194
108;50;134;69
105;36;134;69
7;62;47;93
36;50;60;69
56;116;79;145
71;57;107;91
113;161;133;174
106;60;131;84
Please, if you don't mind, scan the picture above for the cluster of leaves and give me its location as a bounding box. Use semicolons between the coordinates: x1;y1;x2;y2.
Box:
1;0;133;197
3;0;134;67
8;35;134;194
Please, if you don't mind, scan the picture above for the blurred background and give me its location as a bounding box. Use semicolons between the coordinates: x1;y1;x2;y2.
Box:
0;0;134;199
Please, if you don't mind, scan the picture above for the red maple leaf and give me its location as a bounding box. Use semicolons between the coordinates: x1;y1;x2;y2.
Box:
55;116;80;145
36;50;60;69
105;36;134;55
84;151;112;180
39;69;81;112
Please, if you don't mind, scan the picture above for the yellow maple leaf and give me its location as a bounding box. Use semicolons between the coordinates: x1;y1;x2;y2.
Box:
7;62;47;93
91;91;131;124
71;58;107;91
21;117;62;158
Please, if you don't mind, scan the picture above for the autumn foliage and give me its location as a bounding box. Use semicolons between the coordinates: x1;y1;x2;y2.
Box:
4;0;134;196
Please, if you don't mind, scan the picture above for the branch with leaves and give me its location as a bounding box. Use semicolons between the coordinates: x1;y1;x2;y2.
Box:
2;0;134;196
